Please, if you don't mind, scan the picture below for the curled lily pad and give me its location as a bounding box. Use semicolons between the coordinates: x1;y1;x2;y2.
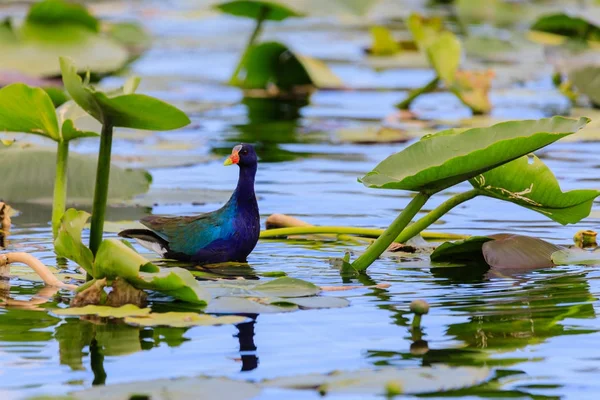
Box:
263;366;491;395
241;41;343;91
551;248;600;266
359;117;589;194
470;155;600;224
52;304;151;318
124;312;247;327
482;234;561;270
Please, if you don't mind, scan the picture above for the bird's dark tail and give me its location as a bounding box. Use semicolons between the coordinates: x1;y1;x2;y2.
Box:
119;229;170;256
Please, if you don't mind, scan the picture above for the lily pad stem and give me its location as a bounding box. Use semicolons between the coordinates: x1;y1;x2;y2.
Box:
352;192;430;271
396;77;439;109
89;121;114;261
396;189;480;242
52;140;69;239
229;5;269;86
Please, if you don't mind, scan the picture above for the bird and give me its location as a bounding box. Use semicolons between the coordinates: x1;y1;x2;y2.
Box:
119;143;260;264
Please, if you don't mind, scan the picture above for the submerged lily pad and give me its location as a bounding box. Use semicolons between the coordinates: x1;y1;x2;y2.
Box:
0;147;151;204
263;365;491;395
360;117;589;194
470;155;600;224
124;312;247;327
52;304;151;318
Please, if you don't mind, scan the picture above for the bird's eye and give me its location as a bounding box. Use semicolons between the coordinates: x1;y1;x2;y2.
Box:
240;150;248;155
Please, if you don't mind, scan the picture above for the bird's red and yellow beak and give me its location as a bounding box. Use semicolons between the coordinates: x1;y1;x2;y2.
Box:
224;145;242;166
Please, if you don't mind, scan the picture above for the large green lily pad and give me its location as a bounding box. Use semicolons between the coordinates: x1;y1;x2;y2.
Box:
0;146;150;204
359;117;589;194
0;1;128;77
470;154;600;224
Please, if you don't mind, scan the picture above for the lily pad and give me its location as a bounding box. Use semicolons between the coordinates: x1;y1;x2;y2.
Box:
71;376;261;400
94;239;211;305
241;41;343;91
359;117;589;194
471;155;600;224
0;147;151;204
215;0;303;21
551;248;600;266
276;296;349;309
430;236;492;263
263;365;491;395
10;265;85;284
569;65;600;107
482;234;561;270
60;57;190;130
124;312;247;327
530;13;600;45
0;1;128;77
205;297;298;314
52;304;151;318
253;277;320;297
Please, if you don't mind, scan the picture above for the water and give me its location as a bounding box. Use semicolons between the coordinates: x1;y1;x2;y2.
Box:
1;1;600;399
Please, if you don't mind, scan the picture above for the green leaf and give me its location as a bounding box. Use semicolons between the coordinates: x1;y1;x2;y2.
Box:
94;239;210;305
359;117;589;193
60;57;191;130
430;236;492;263
370;26;400;56
407;13;444;51
52;304;151;318
482;234;560;270
427;31;461;85
0;84;60;141
470;154;600;225
253;277;320;297
0;7;127;78
551;248;600;266
0;147;150;203
241;41;342;90
26;0;99;32
569;66;600;107
124;312;247;327
54;209;94;275
263;366;491;395
215;0;303;21
530;13;600;44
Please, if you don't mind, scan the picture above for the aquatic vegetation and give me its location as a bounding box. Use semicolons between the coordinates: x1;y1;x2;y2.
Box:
0;0;147;80
215;0;342;96
347;116;599;272
397;13;492;114
59;57;190;255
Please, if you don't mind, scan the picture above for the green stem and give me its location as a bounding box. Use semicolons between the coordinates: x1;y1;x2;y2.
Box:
89;121;113;258
52;140;69;239
352;192;430;271
396;77;440;110
229;6;268;86
396;189;480;243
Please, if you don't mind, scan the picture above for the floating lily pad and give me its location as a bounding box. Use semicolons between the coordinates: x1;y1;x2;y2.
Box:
470;155;600;224
529;13;600;46
252;277;320;297
482;234;561;270
569;65;600;107
10;265;85;284
124;312;247;327
551;248;600;266
275;296;349;309
215;0;303;21
359;117;589;194
263;365;491;395
205;297;298;314
0;1;128;77
52;304;151;318
71;376;261;400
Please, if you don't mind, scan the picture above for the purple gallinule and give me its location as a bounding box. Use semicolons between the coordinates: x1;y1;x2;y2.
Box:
119;144;260;264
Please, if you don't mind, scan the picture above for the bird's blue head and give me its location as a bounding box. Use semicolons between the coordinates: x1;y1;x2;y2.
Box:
224;143;257;168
